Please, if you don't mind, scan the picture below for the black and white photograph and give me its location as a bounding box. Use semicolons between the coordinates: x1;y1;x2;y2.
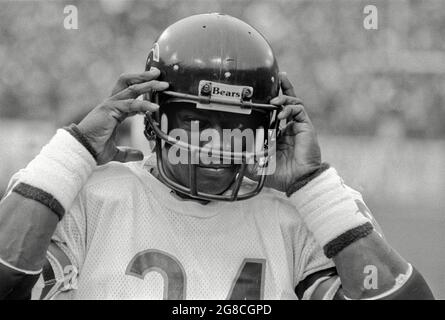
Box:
0;0;443;304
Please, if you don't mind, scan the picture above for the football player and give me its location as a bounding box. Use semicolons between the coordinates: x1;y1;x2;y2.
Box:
0;13;434;300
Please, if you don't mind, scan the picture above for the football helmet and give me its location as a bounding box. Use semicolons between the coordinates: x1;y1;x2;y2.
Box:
144;13;282;201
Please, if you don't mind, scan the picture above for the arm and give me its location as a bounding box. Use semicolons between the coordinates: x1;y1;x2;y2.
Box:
0;126;95;299
0;193;59;299
303;231;434;300
291;166;434;300
263;72;433;300
0;69;167;299
332;231;433;299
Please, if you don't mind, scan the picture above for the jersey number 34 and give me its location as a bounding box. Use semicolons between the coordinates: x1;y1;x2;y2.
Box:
126;249;266;299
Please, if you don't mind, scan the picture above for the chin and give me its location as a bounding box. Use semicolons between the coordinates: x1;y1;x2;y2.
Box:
195;168;236;194
196;181;232;195
162;160;238;195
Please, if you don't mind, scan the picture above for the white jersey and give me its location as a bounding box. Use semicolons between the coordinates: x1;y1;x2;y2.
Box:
45;155;336;300
6;154;380;300
8;154;375;300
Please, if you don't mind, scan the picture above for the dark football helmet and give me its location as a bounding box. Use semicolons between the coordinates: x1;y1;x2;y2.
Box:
144;13;282;201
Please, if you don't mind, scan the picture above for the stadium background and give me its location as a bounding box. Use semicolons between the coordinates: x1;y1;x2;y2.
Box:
0;0;444;298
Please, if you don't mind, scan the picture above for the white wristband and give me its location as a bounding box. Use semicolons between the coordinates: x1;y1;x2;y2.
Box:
290;167;372;257
16;129;96;214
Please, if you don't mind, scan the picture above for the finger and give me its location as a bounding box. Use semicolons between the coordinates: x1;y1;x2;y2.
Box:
279;72;296;97
111;80;169;101
111;68;162;96
107;99;159;123
110;99;159;113
270;95;303;106
279;121;311;137
112;146;144;163
277;104;309;123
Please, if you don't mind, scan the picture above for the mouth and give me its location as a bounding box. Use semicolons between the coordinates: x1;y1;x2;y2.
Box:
198;164;234;169
197;164;236;175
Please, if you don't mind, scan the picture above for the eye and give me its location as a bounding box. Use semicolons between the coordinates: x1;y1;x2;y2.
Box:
180;115;197;125
182;116;210;129
228;121;246;131
183;116;195;122
235;123;245;130
181;114;201;122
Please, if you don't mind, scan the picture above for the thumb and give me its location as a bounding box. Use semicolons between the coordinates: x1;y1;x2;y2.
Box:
278;71;296;97
112;146;144;163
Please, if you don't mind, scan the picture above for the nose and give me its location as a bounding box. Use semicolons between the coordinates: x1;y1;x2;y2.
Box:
200;124;225;150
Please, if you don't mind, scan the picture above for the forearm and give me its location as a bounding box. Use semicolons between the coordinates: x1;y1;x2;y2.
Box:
291;166;434;299
0;192;59;299
0;127;96;298
0;193;58;271
332;231;411;299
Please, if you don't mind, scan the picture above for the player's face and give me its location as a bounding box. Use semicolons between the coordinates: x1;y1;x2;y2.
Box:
160;103;264;195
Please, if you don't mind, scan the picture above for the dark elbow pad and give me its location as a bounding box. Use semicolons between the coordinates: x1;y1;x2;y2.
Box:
0;263;40;300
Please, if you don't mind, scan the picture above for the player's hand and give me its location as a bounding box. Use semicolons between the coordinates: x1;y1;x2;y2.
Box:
248;72;322;193
77;68;169;165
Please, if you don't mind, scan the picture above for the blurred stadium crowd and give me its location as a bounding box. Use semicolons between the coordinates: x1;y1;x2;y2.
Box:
0;0;444;298
1;0;445;137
